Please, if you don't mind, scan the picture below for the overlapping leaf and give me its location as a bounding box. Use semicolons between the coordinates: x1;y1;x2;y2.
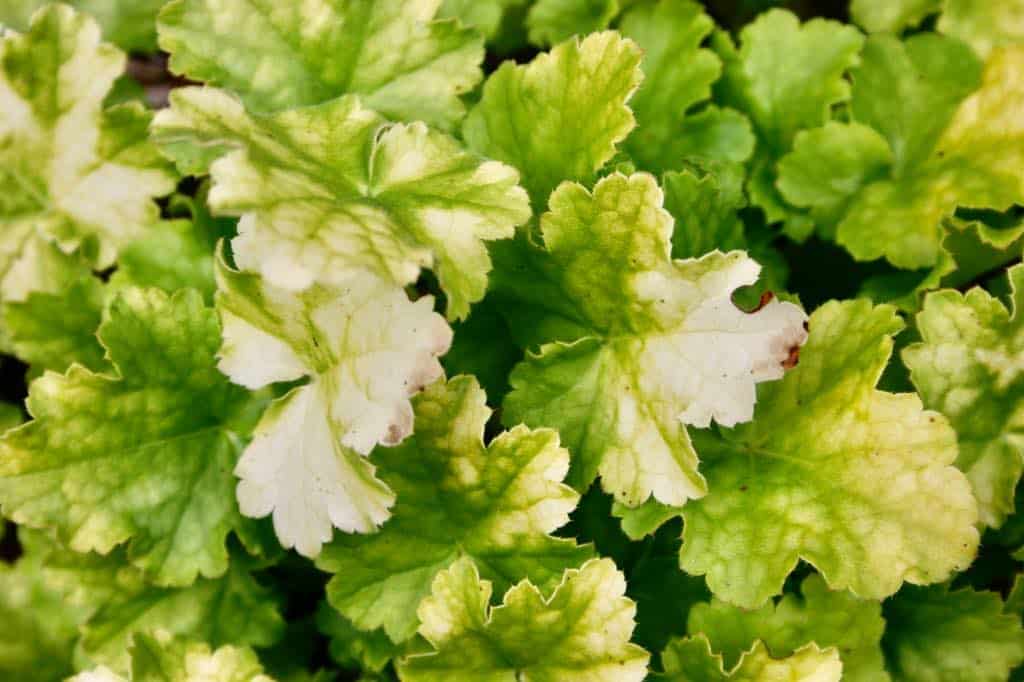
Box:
851;0;1024;59
713;9;863;240
318;375;591;643
463;31;642;209
882;584;1024;681
903;265;1024;527
0;0;166;52
397;557;649;680
687;574;889;681
152;89;530;320
779;36;1024;270
0;5;174;300
656;636;842;682
0;287;263;586
678;300;979;607
77;560;283;673
72;633;276;682
619;0;754;173
216;254;452;557
499;172;808;508
526;0;618;47
158;0;483;130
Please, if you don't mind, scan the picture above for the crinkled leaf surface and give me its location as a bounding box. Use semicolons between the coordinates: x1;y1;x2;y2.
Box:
0;4;174;285
158;0;483;130
687;574;889;681
397;557;649;681
656;636;842;682
882;584;1024;682
619;0;754;173
216;255;451;557
526;0;618;47
679;299;979;607
152;89;529;320
78;560;283;672
0;287;260;586
73;633;275;682
500;172;808;508
463;31;642;209
318;375;591;643
904;265;1024;527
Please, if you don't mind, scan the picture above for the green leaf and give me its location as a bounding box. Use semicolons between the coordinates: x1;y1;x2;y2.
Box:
656;636;842;681
526;0;618;47
0;0;167;52
36;540;144;620
152;89;530;320
719;10;864;157
0;529;86;681
687;574;889;681
215;254;452;557
318;375;591;643
939;0;1024;58
619;0;754;173
463;31;643;209
111;190;236;304
679;299;979;607
850;0;941;33
158;0;483;130
662;161;747;259
438;0;529;41
775;121;893;241
785;37;1024;270
0;5;175;296
903;264;1024;527
78;561;284;673
713;10;863;237
316;603;403;673
882;584;1024;681
953;208;1024;251
397;556;650;680
0;287;260;587
2;241;106;373
73;633;277;682
500;173;808;508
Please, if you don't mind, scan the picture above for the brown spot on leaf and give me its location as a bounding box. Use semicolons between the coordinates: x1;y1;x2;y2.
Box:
384;422;404;445
782;343;801;370
742;290;775;313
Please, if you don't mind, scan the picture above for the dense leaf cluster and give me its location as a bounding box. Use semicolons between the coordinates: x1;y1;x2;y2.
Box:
1;1;1024;680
